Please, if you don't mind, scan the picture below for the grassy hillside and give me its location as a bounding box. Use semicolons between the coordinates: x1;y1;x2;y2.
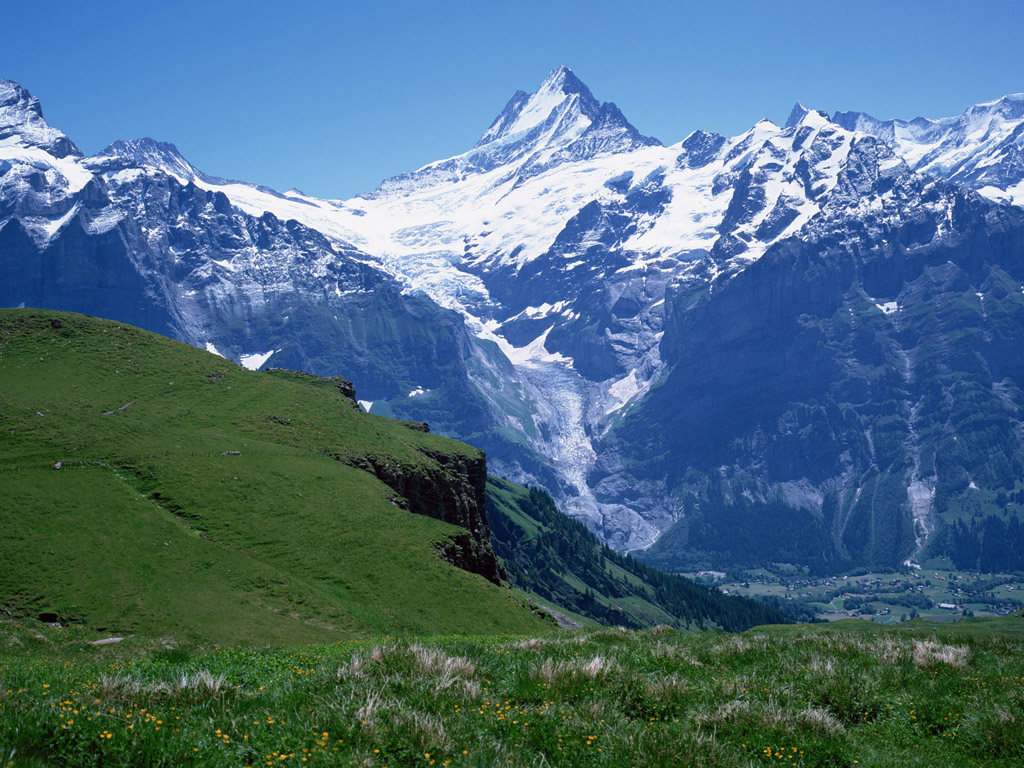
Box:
1;615;1022;767
487;478;787;631
0;309;548;643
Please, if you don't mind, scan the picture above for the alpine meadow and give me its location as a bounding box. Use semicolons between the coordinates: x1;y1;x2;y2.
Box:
4;4;1024;765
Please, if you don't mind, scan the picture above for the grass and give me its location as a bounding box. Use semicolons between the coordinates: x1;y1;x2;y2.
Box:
1;308;785;639
1;616;1023;767
0;309;548;642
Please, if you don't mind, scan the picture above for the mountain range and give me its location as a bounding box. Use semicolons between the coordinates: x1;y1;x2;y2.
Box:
3;69;1024;574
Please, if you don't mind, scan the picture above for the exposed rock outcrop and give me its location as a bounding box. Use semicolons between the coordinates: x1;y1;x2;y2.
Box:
357;448;507;584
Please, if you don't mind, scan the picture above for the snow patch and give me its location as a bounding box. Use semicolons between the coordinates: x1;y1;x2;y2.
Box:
907;479;936;555
875;300;899;315
240;350;278;370
0;145;94;194
606;370;641;414
205;342;225;358
358;400;374;412
482;323;573;368
85;205;124;235
41;203;80;239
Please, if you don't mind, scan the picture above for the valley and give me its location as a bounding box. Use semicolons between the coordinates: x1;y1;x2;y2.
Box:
690;561;1024;625
4;71;1024;577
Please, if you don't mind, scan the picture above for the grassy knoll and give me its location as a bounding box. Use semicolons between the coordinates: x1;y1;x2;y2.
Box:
1;617;1023;767
0;309;548;642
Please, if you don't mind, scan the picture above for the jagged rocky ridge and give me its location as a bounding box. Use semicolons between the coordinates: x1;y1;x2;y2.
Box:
832;93;1024;205
4;72;1024;572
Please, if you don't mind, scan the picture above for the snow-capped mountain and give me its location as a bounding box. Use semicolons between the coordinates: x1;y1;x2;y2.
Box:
0;80;80;159
4;70;1024;572
0;79;526;471
237;76;921;545
191;70;1024;563
833;93;1024;205
370;65;661;200
142;69;904;545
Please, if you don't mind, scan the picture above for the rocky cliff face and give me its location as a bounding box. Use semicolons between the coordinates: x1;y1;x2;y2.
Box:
602;150;1024;570
347;442;503;577
258;367;507;583
360;448;505;583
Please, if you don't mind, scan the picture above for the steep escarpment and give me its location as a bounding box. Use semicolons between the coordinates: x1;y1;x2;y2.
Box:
353;444;505;582
260;367;503;581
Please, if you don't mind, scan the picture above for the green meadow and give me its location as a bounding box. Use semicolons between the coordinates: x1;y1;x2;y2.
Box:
1;616;1023;767
0;309;546;642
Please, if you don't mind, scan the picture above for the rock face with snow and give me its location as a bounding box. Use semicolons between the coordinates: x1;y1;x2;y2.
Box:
833;93;1024;205
604;144;1024;571
0;80;80;158
370;66;660;201
4;71;1024;572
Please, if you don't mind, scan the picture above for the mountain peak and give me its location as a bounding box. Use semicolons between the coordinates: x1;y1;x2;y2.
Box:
0;80;43;120
967;91;1024;122
539;65;593;99
473;66;658;157
829;91;1024;203
785;102;809;128
90;137;201;182
785;102;831;129
0;79;81;159
476;66;601;147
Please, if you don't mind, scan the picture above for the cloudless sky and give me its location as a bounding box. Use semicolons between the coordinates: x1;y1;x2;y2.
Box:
4;0;1024;199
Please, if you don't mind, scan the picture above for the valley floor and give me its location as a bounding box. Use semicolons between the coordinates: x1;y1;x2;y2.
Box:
690;558;1024;626
1;617;1022;767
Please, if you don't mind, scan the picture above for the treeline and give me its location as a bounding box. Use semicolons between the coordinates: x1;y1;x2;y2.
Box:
487;479;788;632
938;516;1024;572
638;473;922;574
639;485;840;574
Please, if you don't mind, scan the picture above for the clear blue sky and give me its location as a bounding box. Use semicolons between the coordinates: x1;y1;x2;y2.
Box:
4;0;1023;199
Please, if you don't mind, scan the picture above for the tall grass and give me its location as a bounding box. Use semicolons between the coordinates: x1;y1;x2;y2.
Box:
1;618;1023;767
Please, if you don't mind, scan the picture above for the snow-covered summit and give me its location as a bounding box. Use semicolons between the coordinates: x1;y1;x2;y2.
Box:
785;102;831;129
365;67;659;199
89;138;206;183
0;79;80;159
0;80;96;233
476;66;589;145
475;65;650;149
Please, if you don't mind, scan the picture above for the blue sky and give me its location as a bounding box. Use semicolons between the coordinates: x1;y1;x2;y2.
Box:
5;0;1024;199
